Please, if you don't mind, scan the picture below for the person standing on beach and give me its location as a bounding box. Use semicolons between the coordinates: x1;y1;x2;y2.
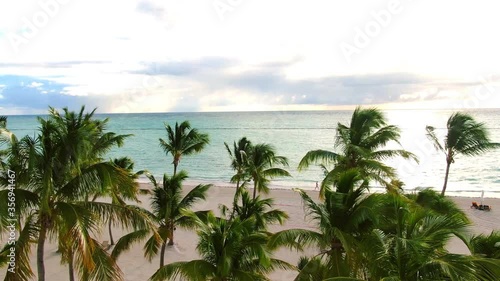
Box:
315;181;319;190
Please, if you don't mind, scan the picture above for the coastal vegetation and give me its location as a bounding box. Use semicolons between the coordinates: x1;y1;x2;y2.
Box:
144;171;211;268
426;112;500;195
0;108;158;281
298;107;418;198
0;106;499;281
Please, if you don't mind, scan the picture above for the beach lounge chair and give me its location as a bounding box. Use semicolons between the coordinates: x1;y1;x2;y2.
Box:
479;204;491;211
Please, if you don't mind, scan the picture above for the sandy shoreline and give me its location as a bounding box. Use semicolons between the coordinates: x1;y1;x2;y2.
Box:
1;183;499;280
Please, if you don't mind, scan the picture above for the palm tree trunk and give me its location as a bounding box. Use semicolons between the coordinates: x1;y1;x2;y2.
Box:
173;161;178;176
68;251;75;281
37;223;47;281
167;223;174;246
159;241;166;268
252;181;257;200
441;160;452;196
108;217;114;245
330;240;344;277
230;179;241;219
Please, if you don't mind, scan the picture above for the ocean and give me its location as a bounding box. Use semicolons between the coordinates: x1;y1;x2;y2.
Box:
4;109;500;198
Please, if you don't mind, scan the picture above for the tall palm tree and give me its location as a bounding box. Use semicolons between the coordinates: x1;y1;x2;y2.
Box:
224;137;252;216
269;169;378;279
247;143;291;199
150;211;295;281
159;120;209;175
299;107;417;198
0;107;156;281
426;112;500;195
143;171;211;268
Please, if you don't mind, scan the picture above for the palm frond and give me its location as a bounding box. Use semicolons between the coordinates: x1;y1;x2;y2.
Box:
55;202;98;270
143;233;162;262
111;229;151;259
83;238;124;281
298;150;340;171
178;184;212;210
149;260;215;281
57;162;134;201
0;215;38;281
81;202;157;233
268;229;324;251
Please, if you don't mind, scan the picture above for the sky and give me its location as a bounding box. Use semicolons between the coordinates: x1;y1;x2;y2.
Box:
1;0;500;114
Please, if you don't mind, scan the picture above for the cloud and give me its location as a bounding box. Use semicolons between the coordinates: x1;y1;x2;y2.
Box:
0;75;86;114
136;0;165;15
134;57;235;76
105;58;500;111
2;57;499;114
27;81;44;88
135;0;172;28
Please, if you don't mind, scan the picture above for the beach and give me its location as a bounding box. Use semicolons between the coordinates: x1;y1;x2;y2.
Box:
1;184;498;281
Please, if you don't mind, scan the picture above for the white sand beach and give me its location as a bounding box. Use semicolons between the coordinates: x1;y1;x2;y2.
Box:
1;184;499;281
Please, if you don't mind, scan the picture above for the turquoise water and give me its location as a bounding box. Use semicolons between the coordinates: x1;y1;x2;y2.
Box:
4;109;500;198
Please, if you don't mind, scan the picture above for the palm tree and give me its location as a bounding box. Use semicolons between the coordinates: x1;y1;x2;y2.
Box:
299;107;417;198
150;211;294;281
269;169;378;279
143;171;211;268
407;188;469;224
221;189;288;231
468;231;500;259
159;120;209;175
359;193;500;281
224;137;252;216
247;143;291;199
0;107;157;281
426;112;500;195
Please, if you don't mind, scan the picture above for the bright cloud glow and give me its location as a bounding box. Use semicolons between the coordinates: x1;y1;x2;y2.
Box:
1;0;500;114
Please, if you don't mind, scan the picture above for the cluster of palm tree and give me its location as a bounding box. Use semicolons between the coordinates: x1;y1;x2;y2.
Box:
1;106;499;281
109;120;214;273
146;136;294;280
0;107;159;281
266;107;500;280
270;171;500;280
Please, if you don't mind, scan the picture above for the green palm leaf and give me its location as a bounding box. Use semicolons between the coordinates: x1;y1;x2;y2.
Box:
149;260;216;281
0;215;38;281
111;229;151;259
